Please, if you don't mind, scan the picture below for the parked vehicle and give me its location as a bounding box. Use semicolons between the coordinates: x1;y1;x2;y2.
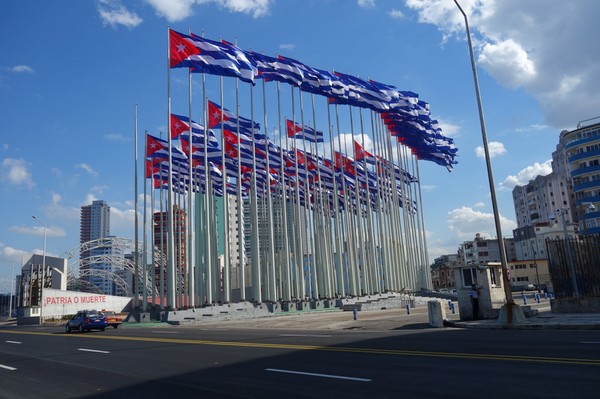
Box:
65;310;108;333
101;310;123;329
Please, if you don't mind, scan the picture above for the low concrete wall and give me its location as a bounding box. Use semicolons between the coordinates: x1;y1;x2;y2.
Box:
551;297;600;313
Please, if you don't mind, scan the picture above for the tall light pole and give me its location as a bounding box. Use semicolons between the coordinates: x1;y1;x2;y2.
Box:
32;215;47;319
454;1;516;318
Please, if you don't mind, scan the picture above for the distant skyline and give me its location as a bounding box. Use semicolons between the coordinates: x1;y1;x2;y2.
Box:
2;0;600;293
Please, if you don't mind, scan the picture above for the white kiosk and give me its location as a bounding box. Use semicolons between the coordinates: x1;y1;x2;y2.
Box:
453;262;507;320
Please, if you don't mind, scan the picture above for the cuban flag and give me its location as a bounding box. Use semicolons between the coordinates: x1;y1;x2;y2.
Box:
286;119;324;143
168;29;256;84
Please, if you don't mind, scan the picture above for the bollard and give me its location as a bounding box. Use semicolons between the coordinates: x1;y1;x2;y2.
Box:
406;304;410;315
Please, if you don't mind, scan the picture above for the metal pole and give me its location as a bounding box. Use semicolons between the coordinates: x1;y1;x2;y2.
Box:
454;0;514;307
32;215;46;322
560;209;579;297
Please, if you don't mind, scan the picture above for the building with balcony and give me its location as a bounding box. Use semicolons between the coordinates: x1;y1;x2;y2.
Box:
563;119;600;235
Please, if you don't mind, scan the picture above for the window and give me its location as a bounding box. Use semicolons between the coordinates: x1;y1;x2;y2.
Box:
489;268;497;286
462;268;478;287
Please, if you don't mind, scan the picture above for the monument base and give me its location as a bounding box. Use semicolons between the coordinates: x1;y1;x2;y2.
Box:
497;303;527;324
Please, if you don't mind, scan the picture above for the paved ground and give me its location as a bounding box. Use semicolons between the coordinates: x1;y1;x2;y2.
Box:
4;299;599;331
172;301;600;331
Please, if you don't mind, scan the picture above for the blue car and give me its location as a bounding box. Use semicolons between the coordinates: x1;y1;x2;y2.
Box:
65;310;108;333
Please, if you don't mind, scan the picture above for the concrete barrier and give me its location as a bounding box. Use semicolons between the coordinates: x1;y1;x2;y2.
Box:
428;300;446;328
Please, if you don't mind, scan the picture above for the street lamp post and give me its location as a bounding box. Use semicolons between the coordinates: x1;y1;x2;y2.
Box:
32;216;47;318
453;1;515;315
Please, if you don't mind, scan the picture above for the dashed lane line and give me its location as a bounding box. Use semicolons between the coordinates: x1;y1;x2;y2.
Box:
2;330;600;366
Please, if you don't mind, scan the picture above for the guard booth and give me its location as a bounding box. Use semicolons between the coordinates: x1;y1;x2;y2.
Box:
453;262;506;320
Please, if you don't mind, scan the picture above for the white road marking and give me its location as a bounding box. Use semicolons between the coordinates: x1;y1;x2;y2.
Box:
0;364;17;371
5;341;22;344
279;334;332;338
152;331;180;334
78;348;110;354
265;368;371;382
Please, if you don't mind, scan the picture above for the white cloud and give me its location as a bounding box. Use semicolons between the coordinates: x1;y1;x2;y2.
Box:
41;194;81;223
473;202;485;208
145;0;271;22
388;9;404;19
332;133;374;155
145;0;195;22
1;158;34;188
11;224;66;238
515;124;548;133
109;205;136;238
475;141;506;158
77;163;99;177
358;0;375;8
500;159;552;189
10;65;34;74
436;118;461;137
279;43;295;50
90;185;109;194
447;206;516;240
0;244;29;260
478;39;536;89
98;0;143;28
404;0;600;129
104;133;129;142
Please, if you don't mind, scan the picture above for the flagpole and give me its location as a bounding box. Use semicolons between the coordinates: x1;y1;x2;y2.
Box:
414;157;431;289
132;103;140;310
150;157;157;308
249;83;262;304
220;76;231;304
166;27;176;309
276;81;292;301
142;128;148;312
186;62;195;309
260;79;277;302
235;74;246;302
327;103;344;297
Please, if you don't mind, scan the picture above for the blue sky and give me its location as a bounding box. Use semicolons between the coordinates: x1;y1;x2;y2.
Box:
1;0;599;293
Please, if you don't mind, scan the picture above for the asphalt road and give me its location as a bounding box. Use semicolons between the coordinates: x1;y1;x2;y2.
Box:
1;322;599;399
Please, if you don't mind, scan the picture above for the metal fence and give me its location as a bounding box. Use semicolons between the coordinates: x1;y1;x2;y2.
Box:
546;235;600;298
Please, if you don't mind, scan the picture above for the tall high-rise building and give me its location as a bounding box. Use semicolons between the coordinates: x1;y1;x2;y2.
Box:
153;206;187;296
80;200;110;245
79;200;114;294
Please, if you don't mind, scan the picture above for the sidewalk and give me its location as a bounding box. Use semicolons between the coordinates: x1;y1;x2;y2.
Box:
447;306;600;330
174;301;600;331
